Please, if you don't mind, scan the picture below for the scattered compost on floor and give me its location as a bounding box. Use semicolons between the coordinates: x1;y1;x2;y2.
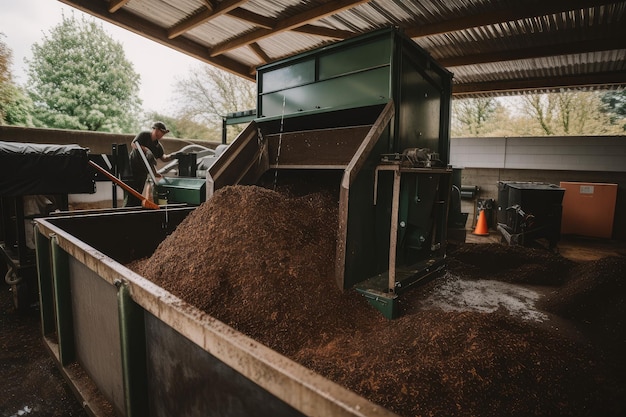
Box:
133;184;626;417
0;291;88;417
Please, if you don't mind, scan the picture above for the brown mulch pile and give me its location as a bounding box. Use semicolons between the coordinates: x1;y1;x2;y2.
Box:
446;243;575;285
134;184;626;417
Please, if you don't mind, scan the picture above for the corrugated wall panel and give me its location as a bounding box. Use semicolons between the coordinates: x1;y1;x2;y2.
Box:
451;136;626;172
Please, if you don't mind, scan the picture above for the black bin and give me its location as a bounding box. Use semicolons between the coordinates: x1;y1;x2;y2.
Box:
497;181;565;248
177;153;197;177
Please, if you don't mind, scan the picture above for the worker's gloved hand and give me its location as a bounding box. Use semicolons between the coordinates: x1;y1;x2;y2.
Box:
174;152;184;159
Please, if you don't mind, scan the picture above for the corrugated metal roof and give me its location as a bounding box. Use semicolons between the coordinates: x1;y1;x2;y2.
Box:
60;0;626;96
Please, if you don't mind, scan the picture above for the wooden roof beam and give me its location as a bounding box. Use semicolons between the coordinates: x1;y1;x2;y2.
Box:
452;71;626;96
406;0;620;38
168;0;248;39
249;42;271;64
108;0;129;13
439;36;626;67
209;0;369;57
227;8;274;29
201;0;214;12
292;25;352;40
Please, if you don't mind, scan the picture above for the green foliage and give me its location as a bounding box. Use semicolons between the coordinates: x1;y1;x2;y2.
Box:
25;14;141;132
519;91;622;136
0;33;34;126
143;111;219;141
452;91;625;137
2;84;34;126
602;89;626;116
601;89;626;130
0;34;11;91
451;97;499;136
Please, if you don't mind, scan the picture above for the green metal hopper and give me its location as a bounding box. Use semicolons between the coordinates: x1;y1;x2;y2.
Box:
207;27;454;318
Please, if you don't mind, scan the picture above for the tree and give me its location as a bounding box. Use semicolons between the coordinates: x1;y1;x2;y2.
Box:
0;35;33;126
143;111;219;141
0;34;10;88
0;33;33;126
26;14;141;132
452;97;503;136
0;33;12;120
520;91;622;136
2;85;34;126
173;65;255;141
601;89;626;130
521;94;556;135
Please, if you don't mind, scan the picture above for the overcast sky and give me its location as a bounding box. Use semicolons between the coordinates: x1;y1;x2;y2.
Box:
1;0;202;115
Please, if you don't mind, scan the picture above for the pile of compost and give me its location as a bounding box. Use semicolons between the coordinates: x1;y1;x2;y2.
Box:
135;185;625;417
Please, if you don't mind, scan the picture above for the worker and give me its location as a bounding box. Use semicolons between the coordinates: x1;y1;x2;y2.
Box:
124;121;176;207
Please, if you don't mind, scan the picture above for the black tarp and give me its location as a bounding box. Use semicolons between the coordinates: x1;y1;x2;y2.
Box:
0;141;95;195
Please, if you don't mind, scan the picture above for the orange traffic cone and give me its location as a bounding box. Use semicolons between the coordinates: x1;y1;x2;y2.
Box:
472;209;489;236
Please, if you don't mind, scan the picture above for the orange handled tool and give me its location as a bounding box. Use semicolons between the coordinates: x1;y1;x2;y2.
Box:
88;160;159;210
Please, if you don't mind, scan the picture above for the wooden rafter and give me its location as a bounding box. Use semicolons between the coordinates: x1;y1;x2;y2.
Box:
227;8;274;29
406;0;620;38
209;0;370;57
168;0;248;39
439;34;626;67
249;42;271;64
202;0;214;12
292;25;352;40
453;71;626;96
108;0;129;13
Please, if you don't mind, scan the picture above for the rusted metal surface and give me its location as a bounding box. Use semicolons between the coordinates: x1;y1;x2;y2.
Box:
207;121;269;197
265;125;372;169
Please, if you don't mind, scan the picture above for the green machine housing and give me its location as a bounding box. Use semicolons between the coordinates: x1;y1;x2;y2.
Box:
208;28;453;318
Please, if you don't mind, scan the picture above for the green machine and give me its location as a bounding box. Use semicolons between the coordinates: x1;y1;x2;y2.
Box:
130;142;207;206
208;27;453;318
153;177;206;206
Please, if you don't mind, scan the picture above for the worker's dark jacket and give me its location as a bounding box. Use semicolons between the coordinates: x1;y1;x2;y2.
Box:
129;131;165;182
124;131;165;206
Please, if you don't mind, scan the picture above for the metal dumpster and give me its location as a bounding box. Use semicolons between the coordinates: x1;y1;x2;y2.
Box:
34;209;397;417
496;181;565;249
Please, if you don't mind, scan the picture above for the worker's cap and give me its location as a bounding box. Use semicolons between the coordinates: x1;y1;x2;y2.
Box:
152;121;169;133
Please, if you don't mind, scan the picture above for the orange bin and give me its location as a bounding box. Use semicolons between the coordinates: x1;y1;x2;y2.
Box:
560;182;617;239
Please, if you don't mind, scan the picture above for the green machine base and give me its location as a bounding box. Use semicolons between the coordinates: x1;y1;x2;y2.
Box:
355;258;446;319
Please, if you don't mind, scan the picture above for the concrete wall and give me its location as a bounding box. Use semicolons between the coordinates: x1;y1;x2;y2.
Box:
451;136;626;172
451;136;626;241
0;125;219;155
